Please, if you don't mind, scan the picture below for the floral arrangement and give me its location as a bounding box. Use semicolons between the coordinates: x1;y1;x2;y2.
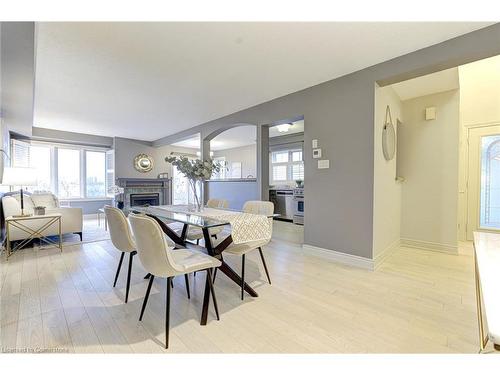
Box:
107;185;125;195
108;185;125;209
165;155;223;210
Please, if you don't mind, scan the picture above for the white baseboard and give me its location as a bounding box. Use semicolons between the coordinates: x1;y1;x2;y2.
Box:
302;244;374;270
400;238;458;254
374;239;400;269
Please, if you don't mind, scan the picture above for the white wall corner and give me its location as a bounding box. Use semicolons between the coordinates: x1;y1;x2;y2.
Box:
400;238;458;254
374;238;400;269
302;244;375;271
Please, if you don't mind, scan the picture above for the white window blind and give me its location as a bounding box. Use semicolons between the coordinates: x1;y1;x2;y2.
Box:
270;148;304;183
106;150;115;198
11;139;31;167
291;164;304;180
272;165;288;181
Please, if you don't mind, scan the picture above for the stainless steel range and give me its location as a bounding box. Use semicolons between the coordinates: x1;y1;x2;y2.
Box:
293;187;304;225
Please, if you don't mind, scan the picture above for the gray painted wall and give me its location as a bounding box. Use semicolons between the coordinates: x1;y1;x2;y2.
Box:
113;137;198;181
150;24;500;260
32;127;114;147
0;22;35;137
114;137;170;179
65;199;113;215
213;144;257;178
206;180;258;210
269;132;304;148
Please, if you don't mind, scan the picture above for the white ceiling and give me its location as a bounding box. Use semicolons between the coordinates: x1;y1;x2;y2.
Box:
34;22;492;141
391;67;460;100
171;133;201;150
172;120;304;150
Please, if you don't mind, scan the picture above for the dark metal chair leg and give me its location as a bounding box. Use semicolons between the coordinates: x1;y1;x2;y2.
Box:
184;274;191;299
165;276;172;349
113;252;125;287
196;239;200;245
212;268;217;283
125;252;134;303
144;273;151;279
139;275;154;321
207;268;220;320
258;247;271;284
170;278;174;288
241;254;245;300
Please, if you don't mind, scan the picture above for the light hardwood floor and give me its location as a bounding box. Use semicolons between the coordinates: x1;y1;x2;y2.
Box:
0;223;487;353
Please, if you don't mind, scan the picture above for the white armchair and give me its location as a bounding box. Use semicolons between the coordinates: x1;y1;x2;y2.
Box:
2;192;83;242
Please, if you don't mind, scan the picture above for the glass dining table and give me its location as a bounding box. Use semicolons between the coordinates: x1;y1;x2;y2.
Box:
130;205;276;325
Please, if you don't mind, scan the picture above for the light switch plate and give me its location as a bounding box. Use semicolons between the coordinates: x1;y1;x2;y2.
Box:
312;148;322;159
312;139;318;148
318;159;330;169
425;107;436;120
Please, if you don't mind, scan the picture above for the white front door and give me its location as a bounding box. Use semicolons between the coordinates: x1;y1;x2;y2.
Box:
467;125;500;240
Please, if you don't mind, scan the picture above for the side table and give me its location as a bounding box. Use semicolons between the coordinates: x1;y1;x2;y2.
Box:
5;213;62;259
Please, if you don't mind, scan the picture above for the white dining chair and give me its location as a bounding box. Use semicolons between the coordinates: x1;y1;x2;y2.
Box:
105;206;191;303
180;198;229;245
222;200;274;300
104;205;138;303
129;212;222;349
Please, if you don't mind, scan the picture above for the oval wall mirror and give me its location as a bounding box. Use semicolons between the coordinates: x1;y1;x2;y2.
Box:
134;153;154;173
382;106;396;161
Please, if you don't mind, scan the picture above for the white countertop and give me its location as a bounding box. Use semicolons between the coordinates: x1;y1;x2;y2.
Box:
473;231;500;345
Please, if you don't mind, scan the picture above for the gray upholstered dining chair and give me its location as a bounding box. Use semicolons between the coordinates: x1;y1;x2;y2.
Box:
179;198;229;245
221;200;274;300
104;205;138;303
128;212;222;349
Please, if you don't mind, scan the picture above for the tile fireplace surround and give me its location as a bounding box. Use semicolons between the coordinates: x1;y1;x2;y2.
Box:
116;177;172;210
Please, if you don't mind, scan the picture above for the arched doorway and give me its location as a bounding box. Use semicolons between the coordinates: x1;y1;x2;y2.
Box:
205;125;258;209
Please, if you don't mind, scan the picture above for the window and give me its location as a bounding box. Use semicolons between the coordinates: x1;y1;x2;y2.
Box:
30;145;52;192
292;151;303;162
212;157;227;179
480;136;500;229
272;151;289;163
270;148;304;183
272;165;288;181
10;140;109;199
291;164;304;180
172;164;191;205
86;151;106;198
58;148;81;198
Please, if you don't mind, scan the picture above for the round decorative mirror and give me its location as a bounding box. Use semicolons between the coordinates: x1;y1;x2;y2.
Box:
134;153;154;173
382;106;396;161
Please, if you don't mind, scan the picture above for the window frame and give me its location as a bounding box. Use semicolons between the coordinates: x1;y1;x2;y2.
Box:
85;149;107;199
11;140;110;200
270;148;304;184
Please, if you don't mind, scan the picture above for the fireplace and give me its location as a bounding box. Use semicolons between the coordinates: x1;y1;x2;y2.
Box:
116;177;171;212
130;193;160;206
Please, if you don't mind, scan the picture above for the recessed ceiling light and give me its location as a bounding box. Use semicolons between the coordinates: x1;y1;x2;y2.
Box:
276;123;292;133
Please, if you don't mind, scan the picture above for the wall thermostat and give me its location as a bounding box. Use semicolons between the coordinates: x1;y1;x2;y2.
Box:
312;148;322;159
